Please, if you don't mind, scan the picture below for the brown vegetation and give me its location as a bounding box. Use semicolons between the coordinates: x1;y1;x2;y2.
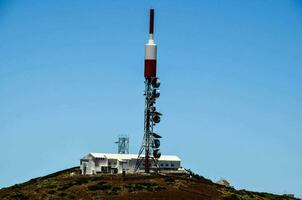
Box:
0;167;299;200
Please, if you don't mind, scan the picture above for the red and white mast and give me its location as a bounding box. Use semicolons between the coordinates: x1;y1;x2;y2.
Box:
144;8;157;78
135;9;162;173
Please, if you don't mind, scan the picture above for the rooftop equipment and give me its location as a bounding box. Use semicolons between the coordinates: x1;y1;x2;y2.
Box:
115;135;129;154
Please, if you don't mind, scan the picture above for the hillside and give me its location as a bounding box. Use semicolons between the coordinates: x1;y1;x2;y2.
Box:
0;167;299;200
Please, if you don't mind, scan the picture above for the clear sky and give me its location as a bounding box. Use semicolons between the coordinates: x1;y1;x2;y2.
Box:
0;0;301;198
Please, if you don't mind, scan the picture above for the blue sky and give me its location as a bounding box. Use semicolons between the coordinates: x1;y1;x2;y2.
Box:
0;0;301;198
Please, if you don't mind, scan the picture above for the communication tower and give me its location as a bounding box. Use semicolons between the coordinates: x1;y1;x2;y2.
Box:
135;9;162;173
115;135;129;154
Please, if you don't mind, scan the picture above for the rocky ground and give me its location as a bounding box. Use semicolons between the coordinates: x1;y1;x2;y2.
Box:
0;167;299;200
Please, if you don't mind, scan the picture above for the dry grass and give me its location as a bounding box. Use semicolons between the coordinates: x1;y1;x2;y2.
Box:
0;167;299;200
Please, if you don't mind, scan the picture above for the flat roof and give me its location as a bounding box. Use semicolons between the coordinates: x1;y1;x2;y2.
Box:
84;152;181;162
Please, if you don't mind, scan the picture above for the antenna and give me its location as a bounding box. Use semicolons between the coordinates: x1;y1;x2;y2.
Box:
149;8;154;34
135;9;162;173
115;135;129;154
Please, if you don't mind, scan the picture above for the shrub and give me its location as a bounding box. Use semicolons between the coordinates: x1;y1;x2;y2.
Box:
9;193;29;200
88;183;112;191
58;192;67;197
164;177;175;183
73;178;89;185
125;183;162;192
47;190;56;195
185;169;212;184
58;183;74;191
223;194;240;200
108;186;121;195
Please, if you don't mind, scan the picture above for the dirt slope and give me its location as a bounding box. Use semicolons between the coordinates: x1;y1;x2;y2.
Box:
0;167;299;200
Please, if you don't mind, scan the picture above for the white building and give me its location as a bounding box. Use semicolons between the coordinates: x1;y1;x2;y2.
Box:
80;153;181;175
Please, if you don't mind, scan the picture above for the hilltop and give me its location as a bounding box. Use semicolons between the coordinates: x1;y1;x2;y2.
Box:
0;167;299;200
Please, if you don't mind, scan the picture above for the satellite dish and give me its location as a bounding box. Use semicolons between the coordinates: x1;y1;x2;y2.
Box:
151;132;162;138
152;89;160;98
153;114;160;123
153;138;160;148
150;106;156;112
153;149;161;158
152;78;160;88
152;111;162;116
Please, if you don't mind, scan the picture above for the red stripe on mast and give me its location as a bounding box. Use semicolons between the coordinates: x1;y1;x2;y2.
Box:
144;60;156;78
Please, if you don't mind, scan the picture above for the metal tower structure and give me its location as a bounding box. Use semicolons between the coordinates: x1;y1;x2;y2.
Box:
115;135;129;154
135;9;162;173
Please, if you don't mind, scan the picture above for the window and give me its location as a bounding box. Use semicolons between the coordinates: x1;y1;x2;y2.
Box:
81;159;89;165
95;158;100;167
171;164;175;167
81;160;88;165
160;163;163;167
165;163;169;167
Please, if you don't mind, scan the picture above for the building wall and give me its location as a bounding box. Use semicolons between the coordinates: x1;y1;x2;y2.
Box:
80;155;181;175
158;160;181;169
80;156;95;175
94;157;109;173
